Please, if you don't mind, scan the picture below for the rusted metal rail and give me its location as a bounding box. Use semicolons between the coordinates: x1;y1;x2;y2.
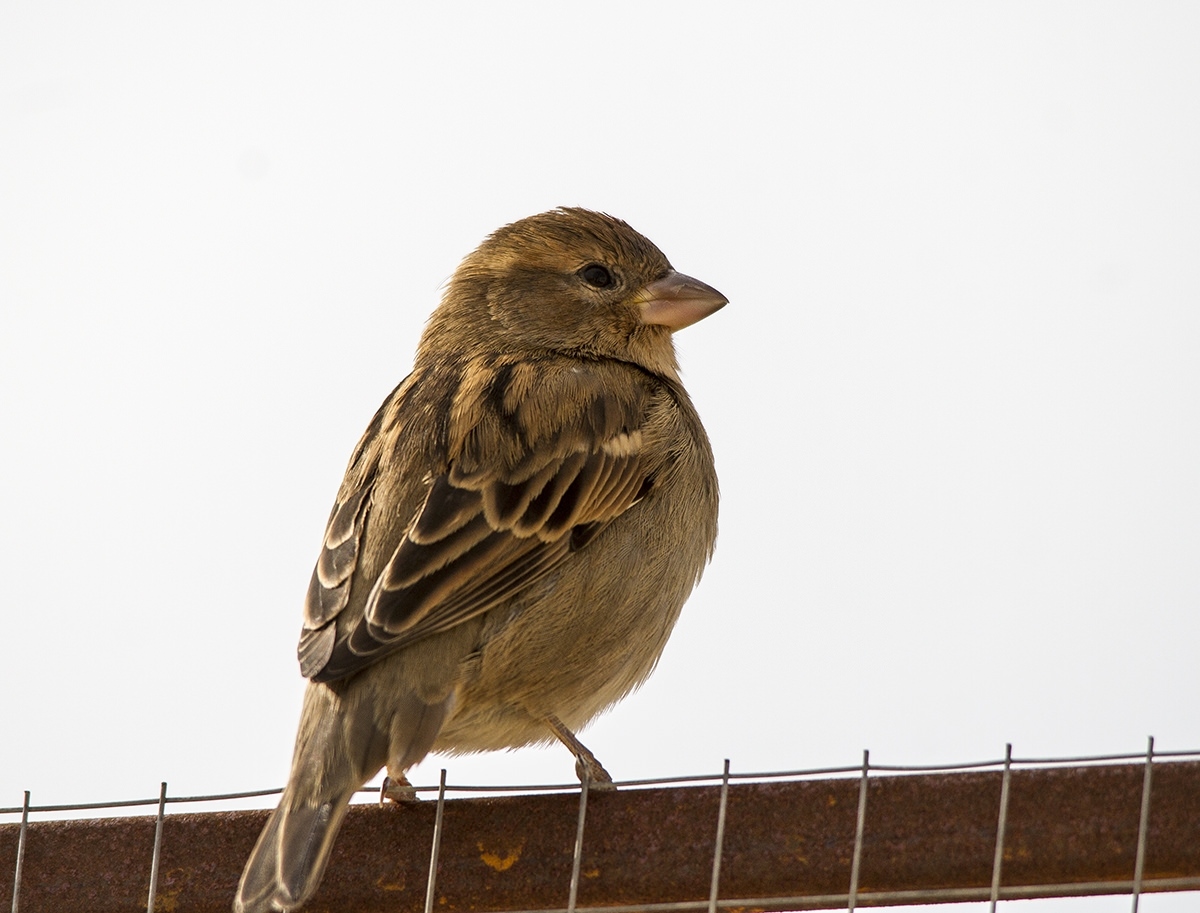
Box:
3;760;1199;912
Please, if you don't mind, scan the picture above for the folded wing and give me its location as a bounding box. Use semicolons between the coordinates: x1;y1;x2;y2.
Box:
298;359;655;682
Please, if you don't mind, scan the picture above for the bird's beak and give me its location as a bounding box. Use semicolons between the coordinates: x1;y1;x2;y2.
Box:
633;270;728;331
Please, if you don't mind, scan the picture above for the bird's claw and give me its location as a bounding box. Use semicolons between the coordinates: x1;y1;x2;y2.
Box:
546;713;618;792
575;756;617;792
380;774;419;804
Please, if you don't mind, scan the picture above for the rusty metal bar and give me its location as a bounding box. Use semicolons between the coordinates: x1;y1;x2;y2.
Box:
2;760;1199;913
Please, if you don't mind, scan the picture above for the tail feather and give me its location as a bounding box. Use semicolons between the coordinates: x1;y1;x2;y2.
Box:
234;788;355;913
234;681;455;912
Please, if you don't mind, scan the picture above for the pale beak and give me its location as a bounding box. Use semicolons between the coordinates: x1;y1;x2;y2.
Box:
633;270;728;331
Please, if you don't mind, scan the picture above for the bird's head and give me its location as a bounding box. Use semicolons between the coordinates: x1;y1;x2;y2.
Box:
422;208;726;379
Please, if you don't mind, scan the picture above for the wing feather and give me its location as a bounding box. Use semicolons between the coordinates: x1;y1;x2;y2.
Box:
304;482;373;629
301;357;659;683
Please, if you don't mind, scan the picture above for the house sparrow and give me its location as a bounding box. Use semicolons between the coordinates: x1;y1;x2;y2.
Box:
234;208;724;912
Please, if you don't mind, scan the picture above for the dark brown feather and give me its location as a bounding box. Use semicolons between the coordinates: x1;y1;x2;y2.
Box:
302;355;662;683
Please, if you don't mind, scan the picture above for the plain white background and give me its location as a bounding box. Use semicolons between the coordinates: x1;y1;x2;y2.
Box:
2;4;1197;911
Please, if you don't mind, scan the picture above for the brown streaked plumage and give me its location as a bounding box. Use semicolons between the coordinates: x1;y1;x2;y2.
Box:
235;208;724;913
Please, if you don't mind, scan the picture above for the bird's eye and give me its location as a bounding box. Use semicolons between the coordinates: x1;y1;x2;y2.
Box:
579;264;615;289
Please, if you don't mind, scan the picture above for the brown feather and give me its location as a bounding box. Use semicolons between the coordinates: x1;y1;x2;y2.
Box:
308;383;655;681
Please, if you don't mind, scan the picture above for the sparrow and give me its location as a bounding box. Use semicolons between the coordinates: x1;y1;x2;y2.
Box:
234;208;725;912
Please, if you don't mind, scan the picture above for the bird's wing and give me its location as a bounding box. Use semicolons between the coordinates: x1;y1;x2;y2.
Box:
299;358;656;682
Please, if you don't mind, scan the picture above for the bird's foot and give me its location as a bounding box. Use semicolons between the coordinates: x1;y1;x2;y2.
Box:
546;714;617;792
380;773;419;805
574;755;617;792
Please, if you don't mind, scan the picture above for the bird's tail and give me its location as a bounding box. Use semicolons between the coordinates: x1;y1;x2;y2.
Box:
233;784;355;913
234;682;382;913
234;680;452;913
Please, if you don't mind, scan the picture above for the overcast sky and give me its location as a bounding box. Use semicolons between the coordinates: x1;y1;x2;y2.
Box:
2;4;1197;911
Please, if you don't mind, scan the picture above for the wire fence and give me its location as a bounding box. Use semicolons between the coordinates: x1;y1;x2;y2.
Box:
9;742;1200;817
4;738;1200;913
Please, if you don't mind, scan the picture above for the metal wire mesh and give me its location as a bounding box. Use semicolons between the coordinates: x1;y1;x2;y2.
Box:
4;740;1200;913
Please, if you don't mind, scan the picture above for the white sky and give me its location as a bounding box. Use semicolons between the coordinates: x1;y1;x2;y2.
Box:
2;4;1197;911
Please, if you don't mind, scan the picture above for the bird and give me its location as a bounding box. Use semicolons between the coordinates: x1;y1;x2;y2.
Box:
234;207;725;913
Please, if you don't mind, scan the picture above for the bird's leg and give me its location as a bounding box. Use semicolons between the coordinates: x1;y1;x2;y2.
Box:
545;715;616;791
379;771;419;804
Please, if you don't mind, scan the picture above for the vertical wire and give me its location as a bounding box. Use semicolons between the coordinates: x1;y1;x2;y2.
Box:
423;770;448;913
146;782;167;913
1130;736;1155;913
988;744;1013;913
847;750;869;912
707;759;732;913
10;791;29;913
567;771;591;913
